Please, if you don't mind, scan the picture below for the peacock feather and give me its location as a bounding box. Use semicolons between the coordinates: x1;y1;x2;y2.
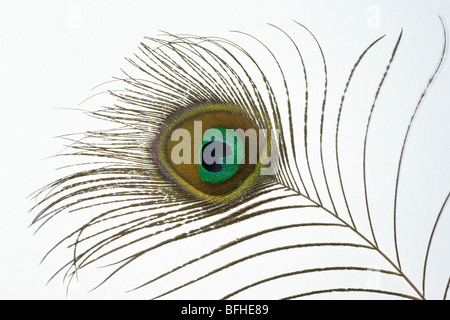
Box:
30;19;449;300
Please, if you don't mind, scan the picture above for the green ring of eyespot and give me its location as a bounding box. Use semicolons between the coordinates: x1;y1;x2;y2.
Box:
198;126;244;184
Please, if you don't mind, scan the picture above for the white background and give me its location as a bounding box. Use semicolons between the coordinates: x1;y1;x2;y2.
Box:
0;0;449;299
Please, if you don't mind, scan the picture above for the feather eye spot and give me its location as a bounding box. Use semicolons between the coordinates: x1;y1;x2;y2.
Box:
151;103;270;201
